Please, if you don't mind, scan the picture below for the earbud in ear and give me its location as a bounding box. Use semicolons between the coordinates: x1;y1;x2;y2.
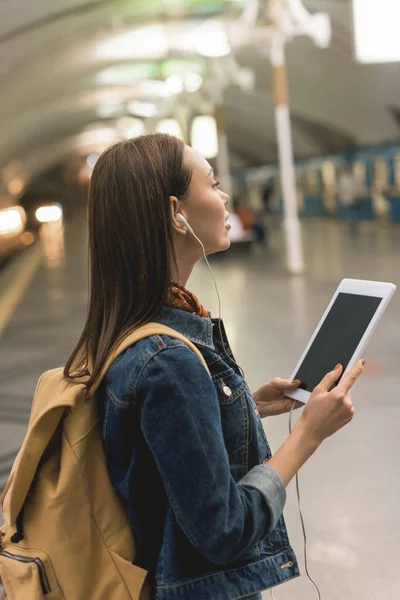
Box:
176;213;194;235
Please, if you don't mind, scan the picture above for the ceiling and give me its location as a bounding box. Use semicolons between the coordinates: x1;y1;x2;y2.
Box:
0;0;399;204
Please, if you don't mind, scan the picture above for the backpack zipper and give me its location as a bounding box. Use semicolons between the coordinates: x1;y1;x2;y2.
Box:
0;550;51;594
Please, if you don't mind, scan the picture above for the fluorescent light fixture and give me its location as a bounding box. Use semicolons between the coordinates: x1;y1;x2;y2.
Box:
184;72;203;92
116;116;145;139
97;68;129;86
36;205;63;224
96;102;123;118
156;119;183;139
353;0;400;63
136;80;170;98
165;74;184;95
164;73;202;94
96;64;160;86
96;25;168;60
162;58;204;78
86;154;100;169
127;100;157;118
0;206;26;235
77;128;121;147
191;115;218;159
195;22;231;57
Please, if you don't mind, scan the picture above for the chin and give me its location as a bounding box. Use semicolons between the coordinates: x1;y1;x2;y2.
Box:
216;238;231;254
205;239;231;257
222;238;231;251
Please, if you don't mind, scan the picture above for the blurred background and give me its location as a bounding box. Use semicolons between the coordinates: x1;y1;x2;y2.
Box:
0;1;399;598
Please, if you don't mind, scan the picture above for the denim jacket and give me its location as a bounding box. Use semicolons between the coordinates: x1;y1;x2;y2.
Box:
99;307;299;600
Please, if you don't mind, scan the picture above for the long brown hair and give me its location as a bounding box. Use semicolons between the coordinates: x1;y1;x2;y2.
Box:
64;133;192;388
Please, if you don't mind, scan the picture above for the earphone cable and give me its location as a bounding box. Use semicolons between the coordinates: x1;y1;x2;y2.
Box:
193;225;320;600
195;231;244;377
289;402;322;600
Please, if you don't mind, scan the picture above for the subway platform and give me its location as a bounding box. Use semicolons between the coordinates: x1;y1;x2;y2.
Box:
0;216;399;600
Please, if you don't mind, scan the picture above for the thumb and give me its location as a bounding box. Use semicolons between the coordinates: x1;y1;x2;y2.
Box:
271;377;301;389
284;379;302;387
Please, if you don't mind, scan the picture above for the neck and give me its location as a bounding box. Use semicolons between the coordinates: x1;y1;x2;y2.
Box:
172;237;203;287
171;256;195;287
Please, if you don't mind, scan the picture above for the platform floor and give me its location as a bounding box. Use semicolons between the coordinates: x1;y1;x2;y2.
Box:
0;216;399;600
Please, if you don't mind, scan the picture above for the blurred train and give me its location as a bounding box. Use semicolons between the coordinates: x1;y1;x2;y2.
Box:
235;142;400;225
0;166;86;267
0;186;63;267
2;142;400;267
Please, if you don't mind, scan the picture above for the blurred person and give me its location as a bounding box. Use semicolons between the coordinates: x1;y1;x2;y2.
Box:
338;165;364;234
65;134;364;599
262;179;274;213
233;197;267;244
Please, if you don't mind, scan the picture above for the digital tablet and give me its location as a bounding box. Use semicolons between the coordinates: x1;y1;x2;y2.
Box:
284;279;396;404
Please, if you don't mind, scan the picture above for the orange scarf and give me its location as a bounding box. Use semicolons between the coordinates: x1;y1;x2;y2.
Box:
165;283;209;318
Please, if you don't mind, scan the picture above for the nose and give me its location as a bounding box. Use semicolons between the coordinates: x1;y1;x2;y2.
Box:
221;190;230;206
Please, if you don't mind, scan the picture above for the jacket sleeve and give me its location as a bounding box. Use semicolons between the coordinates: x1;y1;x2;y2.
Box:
136;344;286;566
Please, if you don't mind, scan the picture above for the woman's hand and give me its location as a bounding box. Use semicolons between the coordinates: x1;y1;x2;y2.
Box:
253;378;303;418
296;361;364;446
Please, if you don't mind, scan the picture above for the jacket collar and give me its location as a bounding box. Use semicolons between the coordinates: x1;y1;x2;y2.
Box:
155;306;215;351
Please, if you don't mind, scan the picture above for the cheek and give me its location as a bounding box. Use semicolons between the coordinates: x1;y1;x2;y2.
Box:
211;193;225;221
202;199;224;239
188;189;225;241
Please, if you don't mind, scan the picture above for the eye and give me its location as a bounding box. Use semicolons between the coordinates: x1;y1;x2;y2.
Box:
212;180;221;189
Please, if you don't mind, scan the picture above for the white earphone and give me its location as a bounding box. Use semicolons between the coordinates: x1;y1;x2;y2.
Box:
175;213;194;236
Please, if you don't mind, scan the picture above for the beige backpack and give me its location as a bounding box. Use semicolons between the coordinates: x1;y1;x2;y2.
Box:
0;324;209;600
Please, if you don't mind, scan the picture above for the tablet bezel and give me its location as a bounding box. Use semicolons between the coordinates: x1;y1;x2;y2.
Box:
284;278;396;404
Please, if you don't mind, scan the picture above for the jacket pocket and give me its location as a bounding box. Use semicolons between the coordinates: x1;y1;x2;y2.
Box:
216;370;251;455
0;549;63;599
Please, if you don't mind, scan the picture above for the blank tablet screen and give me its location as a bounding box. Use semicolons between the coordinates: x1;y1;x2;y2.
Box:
294;293;382;391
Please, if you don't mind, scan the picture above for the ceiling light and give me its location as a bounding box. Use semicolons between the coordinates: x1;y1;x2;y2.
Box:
96;25;168;60
116;116;145;139
76;128;122;147
136;80;170;98
127;100;157;118
96;103;123;118
184;72;203;92
156;119;183;139
353;0;400;63
191;115;218;159
165;74;184;95
195;22;231;57
96;63;160;86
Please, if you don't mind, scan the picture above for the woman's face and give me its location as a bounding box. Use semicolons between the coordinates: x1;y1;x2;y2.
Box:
179;145;231;255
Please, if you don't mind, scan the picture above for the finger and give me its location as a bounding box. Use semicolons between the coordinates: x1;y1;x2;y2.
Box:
314;364;343;393
272;378;302;389
337;360;365;394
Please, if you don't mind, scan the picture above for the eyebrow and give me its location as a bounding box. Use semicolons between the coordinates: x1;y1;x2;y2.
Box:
208;168;214;178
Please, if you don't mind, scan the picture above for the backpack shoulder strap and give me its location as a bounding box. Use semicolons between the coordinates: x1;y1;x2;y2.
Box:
4;324;210;527
89;323;210;396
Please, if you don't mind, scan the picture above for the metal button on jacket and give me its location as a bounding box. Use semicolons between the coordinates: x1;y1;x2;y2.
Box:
222;385;232;397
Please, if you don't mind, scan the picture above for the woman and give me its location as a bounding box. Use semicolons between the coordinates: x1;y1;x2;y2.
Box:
66;134;363;599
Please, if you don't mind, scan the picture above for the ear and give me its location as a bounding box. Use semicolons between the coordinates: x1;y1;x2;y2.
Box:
170;196;188;235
